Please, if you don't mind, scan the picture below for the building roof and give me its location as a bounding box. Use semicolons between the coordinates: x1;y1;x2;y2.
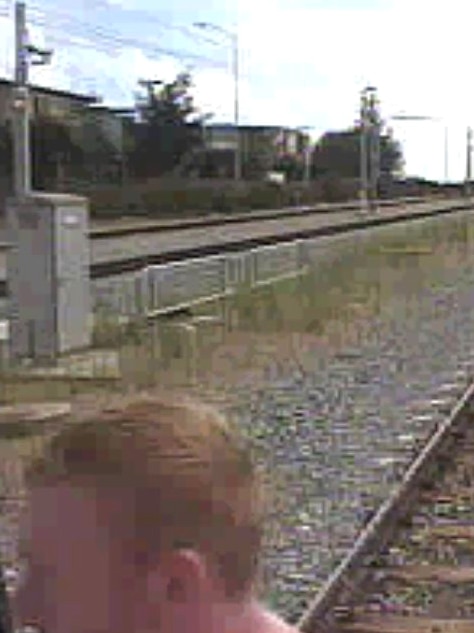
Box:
0;77;99;104
89;104;136;116
206;123;305;134
208;123;283;130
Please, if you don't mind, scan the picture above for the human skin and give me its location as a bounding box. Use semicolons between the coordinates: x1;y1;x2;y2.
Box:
12;483;299;633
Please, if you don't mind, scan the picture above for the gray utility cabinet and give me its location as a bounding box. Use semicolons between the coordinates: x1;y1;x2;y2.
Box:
6;193;91;363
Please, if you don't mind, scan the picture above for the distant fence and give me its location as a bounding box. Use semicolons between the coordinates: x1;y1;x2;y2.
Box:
93;239;308;322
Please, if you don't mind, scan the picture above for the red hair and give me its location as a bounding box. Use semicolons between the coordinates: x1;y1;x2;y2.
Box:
24;395;266;598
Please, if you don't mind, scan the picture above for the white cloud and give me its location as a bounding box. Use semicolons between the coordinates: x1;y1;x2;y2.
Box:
1;0;474;180
0;12;14;78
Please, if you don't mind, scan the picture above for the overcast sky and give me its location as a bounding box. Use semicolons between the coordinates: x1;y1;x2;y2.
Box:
0;0;472;182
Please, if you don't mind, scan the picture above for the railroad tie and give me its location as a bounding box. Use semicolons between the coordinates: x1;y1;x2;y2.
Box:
339;614;474;632
380;564;474;584
422;524;474;543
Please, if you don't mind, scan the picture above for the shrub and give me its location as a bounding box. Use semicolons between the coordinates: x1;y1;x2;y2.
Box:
87;176;361;219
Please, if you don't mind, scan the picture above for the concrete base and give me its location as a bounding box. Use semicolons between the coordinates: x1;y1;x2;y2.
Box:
0;402;71;437
0;319;119;379
6;349;121;380
0;402;71;424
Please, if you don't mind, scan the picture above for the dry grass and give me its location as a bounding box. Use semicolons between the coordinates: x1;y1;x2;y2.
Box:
0;212;470;574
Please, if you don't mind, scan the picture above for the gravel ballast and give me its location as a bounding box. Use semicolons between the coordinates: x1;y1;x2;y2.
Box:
199;211;474;622
1;210;474;620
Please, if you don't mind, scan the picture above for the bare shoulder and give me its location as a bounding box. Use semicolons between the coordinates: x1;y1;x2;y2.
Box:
254;607;300;633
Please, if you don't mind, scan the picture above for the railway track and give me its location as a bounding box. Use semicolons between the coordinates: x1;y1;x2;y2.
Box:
0;195;444;252
0;196;469;300
0;196;473;633
87;196;436;239
1;387;474;633
89;198;470;277
298;380;474;633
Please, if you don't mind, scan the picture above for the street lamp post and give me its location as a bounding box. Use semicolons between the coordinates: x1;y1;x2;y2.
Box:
296;125;313;184
360;95;368;213
466;127;472;197
444;125;449;183
194;22;241;180
304;144;311;184
359;86;380;214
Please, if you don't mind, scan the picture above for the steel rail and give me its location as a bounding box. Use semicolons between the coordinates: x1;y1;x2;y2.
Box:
0;196;469;301
298;379;474;633
87;196;436;240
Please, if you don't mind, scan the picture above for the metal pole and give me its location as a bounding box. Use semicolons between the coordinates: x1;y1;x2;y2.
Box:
371;112;381;210
376;106;381;203
13;1;31;197
368;92;376;209
364;88;381;212
193;22;240;179
374;122;381;201
295;126;312;183
194;22;242;180
304;143;311;183
359;90;368;213
444;125;449;182
466;126;472;198
232;32;241;180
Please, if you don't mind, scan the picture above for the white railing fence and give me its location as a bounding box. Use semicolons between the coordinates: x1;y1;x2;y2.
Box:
93;239;309;321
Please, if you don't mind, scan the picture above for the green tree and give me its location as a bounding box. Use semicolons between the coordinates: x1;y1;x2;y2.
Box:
80;114;124;185
31;114;85;190
241;130;276;179
312;126;404;181
0;121;12;178
273;154;303;181
130;72;208;178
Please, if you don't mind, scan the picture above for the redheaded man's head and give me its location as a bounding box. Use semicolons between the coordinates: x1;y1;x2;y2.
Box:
13;396;268;633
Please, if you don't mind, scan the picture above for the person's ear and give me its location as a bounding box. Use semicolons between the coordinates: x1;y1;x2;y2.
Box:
145;549;209;605
165;550;209;603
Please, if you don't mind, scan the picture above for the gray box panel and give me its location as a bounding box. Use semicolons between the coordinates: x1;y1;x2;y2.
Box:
54;202;91;352
7;199;57;360
6;192;91;363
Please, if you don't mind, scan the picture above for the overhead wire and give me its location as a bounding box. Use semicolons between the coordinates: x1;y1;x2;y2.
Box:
29;0;222;44
26;12;229;69
28;5;228;67
2;1;234;74
1;1;246;113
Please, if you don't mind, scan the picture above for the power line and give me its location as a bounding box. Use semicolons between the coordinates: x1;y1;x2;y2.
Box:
45;33;125;57
42;0;224;44
4;2;240;79
4;0;253;124
41;31;254;89
26;9;229;69
27;1;222;49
